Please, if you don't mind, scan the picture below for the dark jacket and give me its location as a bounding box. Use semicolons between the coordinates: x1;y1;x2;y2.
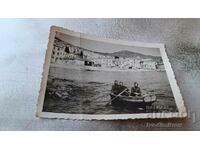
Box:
131;86;141;96
111;84;119;95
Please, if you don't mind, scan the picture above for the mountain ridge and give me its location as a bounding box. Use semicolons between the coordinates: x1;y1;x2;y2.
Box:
109;50;160;59
55;37;161;60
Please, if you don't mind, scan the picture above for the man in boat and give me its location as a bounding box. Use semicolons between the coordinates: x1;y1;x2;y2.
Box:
119;81;129;96
131;82;141;96
111;80;120;95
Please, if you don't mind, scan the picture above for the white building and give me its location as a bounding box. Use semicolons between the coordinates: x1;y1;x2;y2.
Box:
51;40;66;63
140;59;156;70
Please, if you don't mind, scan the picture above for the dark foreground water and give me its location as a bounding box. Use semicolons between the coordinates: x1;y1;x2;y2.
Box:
43;67;178;114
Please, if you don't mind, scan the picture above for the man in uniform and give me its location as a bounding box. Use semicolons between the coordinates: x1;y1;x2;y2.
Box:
111;80;119;95
119;81;129;96
131;82;141;96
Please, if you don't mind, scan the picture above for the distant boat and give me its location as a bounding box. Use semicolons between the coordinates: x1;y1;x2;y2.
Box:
110;93;156;108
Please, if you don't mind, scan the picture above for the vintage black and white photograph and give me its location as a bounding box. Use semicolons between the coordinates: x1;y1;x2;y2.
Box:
37;26;186;120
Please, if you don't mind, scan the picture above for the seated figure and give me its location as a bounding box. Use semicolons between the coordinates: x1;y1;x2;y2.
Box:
111;80;119;95
131;82;141;96
119;81;129;96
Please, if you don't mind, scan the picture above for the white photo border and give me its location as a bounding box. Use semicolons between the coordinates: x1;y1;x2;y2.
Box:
37;26;187;120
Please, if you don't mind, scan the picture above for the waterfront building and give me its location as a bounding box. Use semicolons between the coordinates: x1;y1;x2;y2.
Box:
51;39;66;63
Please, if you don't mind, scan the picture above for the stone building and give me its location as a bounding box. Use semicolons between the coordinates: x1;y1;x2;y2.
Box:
51;39;66;63
140;59;156;70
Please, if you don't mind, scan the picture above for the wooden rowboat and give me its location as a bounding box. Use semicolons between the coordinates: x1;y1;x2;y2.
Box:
110;93;156;108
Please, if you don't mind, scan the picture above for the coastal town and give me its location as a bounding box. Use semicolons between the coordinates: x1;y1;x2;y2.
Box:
50;37;165;71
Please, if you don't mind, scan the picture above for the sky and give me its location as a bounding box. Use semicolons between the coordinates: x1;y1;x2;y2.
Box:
56;32;161;57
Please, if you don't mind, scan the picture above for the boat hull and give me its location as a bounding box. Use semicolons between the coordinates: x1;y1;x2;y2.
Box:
110;93;156;108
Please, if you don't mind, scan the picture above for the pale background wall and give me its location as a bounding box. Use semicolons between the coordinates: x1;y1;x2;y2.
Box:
0;18;200;130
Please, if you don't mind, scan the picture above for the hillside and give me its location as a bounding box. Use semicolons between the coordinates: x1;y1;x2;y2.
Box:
110;50;159;59
55;37;162;62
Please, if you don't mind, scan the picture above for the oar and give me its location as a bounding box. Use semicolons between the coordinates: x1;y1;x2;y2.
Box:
107;88;128;105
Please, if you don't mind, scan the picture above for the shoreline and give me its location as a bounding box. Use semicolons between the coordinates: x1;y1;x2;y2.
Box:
50;63;164;72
